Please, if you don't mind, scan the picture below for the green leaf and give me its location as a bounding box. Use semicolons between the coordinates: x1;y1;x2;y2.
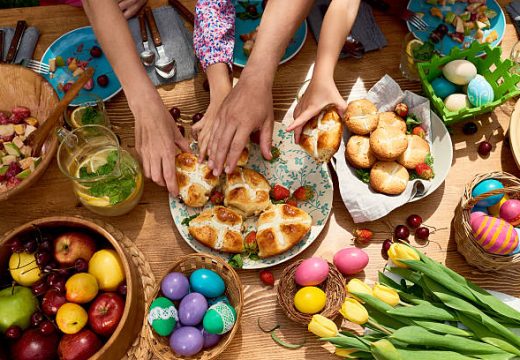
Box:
378;272;404;291
405;114;422;133
355;168;370;183
322;334;371;352
413;320;472;337
425;153;434;166
397;349;475;360
227;254;243;269
181;214;198;226
371;339;401;360
411;41;435;61
387;302;457;322
80;107;103;125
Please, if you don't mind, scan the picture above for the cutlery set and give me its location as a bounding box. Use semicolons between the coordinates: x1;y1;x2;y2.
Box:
0;20;27;64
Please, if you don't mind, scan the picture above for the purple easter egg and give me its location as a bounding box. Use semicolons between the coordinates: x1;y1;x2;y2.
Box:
202;329;222;349
170;326;204;356
161;272;190;301
179;292;208;326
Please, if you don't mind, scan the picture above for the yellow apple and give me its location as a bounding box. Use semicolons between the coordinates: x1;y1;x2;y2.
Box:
88;249;125;291
56;303;88;334
65;273;99;304
9;252;42;286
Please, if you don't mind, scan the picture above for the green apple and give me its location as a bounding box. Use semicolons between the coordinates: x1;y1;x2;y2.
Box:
0;286;38;333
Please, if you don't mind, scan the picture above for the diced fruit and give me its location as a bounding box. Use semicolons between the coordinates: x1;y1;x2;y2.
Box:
15;168;32;180
72;67;84;77
415;163;434;180
90;46;103;58
0;124;15;137
20;145;32;157
0;112;9;124
83;78;94;91
12;106;30;120
485;30;498;43
49;58;56;72
270;184;290;201
412;126;426;138
2;155;16;166
259;270;274;286
97;75;109;87
24;125;37;137
14;124;25;135
68;58;78;72
13;136;24;149
55;56;65;67
293;185;314;201
25;117;38;127
455;17;464;33
445;11;456;24
62;82;73;93
4;142;21;156
430;7;443;19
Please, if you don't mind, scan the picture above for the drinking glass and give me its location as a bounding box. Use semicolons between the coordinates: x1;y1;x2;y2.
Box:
510;41;520;76
64;94;110;129
399;33;430;81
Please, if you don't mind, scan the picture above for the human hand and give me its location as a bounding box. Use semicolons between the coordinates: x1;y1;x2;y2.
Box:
193;97;223;163
118;0;147;19
287;76;347;143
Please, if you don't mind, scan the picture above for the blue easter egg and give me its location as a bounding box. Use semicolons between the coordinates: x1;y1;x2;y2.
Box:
431;77;459;99
472;179;504;207
189;269;225;298
471;206;489;215
467;75;494;107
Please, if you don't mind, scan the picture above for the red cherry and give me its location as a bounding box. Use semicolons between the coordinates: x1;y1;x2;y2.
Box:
478;141;492;157
406;214;423;228
5;325;22;340
9;239;24;253
394;225;410;240
31;279;49;296
96;74;109;87
39;321;56;336
169;107;181;120
74;258;88;273
30;312;44;327
90;46;102;58
35;251;51;268
382;239;392;257
117;282;127;296
415;227;430;241
192;112;203;123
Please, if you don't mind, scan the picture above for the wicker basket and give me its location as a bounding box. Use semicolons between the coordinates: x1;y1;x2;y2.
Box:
454;172;520;271
146;253;243;360
277;260;346;325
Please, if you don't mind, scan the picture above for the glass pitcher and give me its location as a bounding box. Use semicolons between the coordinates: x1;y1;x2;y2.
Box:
57;125;143;216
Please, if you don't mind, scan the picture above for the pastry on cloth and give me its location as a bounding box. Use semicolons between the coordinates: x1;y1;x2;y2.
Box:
369;127;408;161
397;135;431;169
256;204;312;258
344;99;378;135
224;167;271;217
370;161;409;195
188;206;244;253
345;135;376;169
376;112;406;133
176;152;219;208
299;107;343;162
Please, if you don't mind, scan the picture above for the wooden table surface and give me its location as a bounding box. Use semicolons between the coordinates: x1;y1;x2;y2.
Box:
1;1;519;359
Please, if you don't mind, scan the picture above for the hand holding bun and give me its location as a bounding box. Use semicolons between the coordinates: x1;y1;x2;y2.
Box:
176;152;220;208
344;99;378;135
300;107;343;163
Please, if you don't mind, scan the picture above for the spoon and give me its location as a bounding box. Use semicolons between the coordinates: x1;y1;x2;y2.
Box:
138;13;155;67
27;67;94;156
144;6;176;79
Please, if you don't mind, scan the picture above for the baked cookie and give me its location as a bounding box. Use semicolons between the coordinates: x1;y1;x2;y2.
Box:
300;108;343;163
370;161;409;195
344;99;378;135
224;167;271;217
345;135;376;169
188;206;244;253
256;204;312;258
377;112;406;133
369;127;408;161
176;152;220;208
397;135;431;169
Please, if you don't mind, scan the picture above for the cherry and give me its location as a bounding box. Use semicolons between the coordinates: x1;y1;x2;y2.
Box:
415;227;430;241
117;282;127;296
51;279;66;294
97;74;109;87
462;122;478;135
90;46;102;58
46;273;60;286
35;251;51;268
38;240;52;252
169;107;181;120
5;325;22;340
30;312;44;327
192;112;203;123
406;214;423;228
23;239;37;253
394;225;410;240
56;267;70;276
74;258;88;273
42;261;58;273
246;4;258;16
9;239;24;253
382;239;392;257
39;321;55;336
31;279;49;296
478;141;492;157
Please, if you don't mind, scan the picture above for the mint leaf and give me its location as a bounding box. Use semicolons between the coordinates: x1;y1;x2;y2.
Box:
228;254;243;269
182;214;198;226
409;170;419;180
425;153;434;167
81;107;102;125
249;253;260;261
355;168;370;184
412;41;435;61
78;150;118;179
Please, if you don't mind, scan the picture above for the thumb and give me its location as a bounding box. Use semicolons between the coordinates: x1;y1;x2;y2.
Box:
334;98;348;118
260;119;274;160
286;107;317;132
175;134;191;153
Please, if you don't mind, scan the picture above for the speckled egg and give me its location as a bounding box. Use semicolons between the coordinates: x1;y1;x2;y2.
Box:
500;199;520;226
190;269;225;298
467;75;494;107
488;195;509;217
431;76;459;99
444;93;471;112
294;257;329;286
470;215;519;255
472;179;504;207
148;297;178;336
333;247;369;275
442;59;477;85
203;301;237;335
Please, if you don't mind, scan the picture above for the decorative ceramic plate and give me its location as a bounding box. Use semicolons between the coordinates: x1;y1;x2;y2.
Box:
407;0;505;55
232;0;307;68
41;26;122;106
169;122;333;269
510;99;520;170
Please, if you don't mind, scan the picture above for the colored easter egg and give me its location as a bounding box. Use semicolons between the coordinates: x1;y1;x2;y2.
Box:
488;195;509;217
471;206;489;215
500;199;520;226
203;301;237;335
444;93;471;112
442;59;477;85
294;257;329;286
470;215;519;255
202;328;221;349
161;272;190;301
431;76;459;99
148;297;178;336
293;287;327;314
190;269;225;298
178;292;208;326
472;179;504;207
170;326;204;356
467;75;494;107
470;212;486;224
333;247;369;275
207;295;230;307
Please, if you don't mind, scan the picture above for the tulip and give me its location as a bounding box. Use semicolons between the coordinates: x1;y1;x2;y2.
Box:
346;278;373;301
373;284;400;307
387;243;420;268
340;298;369;325
308;314;338;338
334;348;358;358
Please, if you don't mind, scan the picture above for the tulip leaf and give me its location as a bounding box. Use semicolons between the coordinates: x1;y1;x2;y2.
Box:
413;320;472;337
387;302;457;321
370;339;401;360
322;335;371;352
378;272;404;291
396;349;475;360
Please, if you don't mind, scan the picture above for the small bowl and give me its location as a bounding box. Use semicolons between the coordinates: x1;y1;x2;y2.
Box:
0;216;144;359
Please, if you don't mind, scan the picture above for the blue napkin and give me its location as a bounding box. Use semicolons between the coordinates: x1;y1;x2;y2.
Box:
0;26;39;63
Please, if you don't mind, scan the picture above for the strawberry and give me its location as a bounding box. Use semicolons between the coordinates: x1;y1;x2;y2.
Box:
270;184;290;201
415;163;434;180
395;103;409;118
412;126;426;138
293;185;314;201
250;130;261;144
354;228;374;244
210;190;224;205
285;198;298;207
259;270;274;286
244;231;258;253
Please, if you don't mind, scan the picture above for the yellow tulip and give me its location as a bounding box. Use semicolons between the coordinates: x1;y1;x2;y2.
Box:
340;298;369;325
346;278;373;301
335;348;358;358
308;314;338;338
373;284;400;307
387;243;420;268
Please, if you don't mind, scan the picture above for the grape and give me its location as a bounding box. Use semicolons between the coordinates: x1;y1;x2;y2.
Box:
23;239;37;253
35;251;51;268
5;326;22;340
39;321;55;336
9;239;24;253
74;258;88;273
30;312;44;327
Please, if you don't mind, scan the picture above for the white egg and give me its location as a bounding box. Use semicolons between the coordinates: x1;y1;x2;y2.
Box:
442;60;477;85
444;93;471;112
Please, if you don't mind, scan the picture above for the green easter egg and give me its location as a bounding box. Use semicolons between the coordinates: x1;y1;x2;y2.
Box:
203;301;236;335
148;296;178;336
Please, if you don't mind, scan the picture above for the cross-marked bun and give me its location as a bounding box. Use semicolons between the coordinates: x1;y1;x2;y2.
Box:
344;99;378;135
377;112;406;133
370;161;409;195
369;127;408;161
300;108;343;162
224;167;271;217
397;135;431;169
345;135;376;169
176;152;220;208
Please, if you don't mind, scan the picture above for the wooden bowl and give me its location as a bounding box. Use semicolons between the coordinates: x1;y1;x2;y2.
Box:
146;253;243;360
0;216;144;359
0;64;60;201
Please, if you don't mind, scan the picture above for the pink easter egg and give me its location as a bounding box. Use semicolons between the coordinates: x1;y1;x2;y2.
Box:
470;215;519;255
294;257;330;286
499;199;520;226
333;247;369;275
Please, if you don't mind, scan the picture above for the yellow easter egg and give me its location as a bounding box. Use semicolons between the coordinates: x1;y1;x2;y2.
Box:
488;195;509;217
294;286;326;314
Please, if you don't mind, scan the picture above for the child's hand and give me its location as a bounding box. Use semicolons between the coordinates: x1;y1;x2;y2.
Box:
287;77;347;143
193;99;221;163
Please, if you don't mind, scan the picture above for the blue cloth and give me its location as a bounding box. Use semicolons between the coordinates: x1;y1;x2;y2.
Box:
0;26;39;64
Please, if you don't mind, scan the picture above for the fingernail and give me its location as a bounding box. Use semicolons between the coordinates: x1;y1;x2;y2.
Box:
208;160;214;168
225;166;230;174
213;168;219;177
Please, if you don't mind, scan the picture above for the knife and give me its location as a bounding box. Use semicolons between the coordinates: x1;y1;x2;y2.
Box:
168;0;194;25
0;30;4;63
5;20;27;64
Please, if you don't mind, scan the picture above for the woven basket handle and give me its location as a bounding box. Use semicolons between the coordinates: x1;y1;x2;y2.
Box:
462;184;520;210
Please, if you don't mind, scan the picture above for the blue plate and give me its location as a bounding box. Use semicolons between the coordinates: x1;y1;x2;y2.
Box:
232;0;307;67
41;26;122;106
407;0;505;55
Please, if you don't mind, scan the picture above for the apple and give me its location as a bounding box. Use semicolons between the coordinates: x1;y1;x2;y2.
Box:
10;328;59;360
58;329;102;360
9;252;42;286
88;249;125;291
53;232;96;266
0;286;38;333
56;303;88;335
42;289;67;316
65;273;98;304
88;293;125;336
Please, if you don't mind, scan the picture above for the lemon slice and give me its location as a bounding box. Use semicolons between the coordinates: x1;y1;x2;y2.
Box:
77;191;111;207
406;39;424;56
70;106;88;128
75;148;116;176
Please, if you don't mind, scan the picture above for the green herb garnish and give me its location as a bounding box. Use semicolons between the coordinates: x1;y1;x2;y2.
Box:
80;107;102;125
405;114;422;134
269;146;281;163
181;214;198;226
355;169;370;184
425;153;434;167
228;254;244;269
248;253;260;261
412;40;435;61
79;150;118;179
409;170;419;180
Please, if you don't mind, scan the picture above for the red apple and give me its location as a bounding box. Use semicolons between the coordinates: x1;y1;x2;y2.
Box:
10;328;59;360
42;289;67;316
58;329;102;360
53;232;96;266
88;293;125;337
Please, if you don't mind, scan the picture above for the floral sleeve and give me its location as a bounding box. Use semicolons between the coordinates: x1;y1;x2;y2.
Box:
194;0;235;71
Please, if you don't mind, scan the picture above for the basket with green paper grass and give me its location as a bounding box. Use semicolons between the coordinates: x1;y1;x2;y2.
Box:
417;42;520;125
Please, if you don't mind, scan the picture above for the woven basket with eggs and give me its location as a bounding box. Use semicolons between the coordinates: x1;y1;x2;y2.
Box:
454;172;520;271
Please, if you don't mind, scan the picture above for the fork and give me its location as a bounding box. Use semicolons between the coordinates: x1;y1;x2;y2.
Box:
401;9;429;31
21;58;50;75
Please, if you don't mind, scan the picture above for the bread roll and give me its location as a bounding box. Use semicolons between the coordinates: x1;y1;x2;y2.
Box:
377;112;406;133
345;135;376;169
224;167;271;217
300;108;343;162
397;135;431;169
176;152;220;208
344;99;378;135
369;161;409;195
369;127;408;161
237;145;249;167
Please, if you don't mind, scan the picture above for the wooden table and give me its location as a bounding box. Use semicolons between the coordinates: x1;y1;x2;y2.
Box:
1;1;519;359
